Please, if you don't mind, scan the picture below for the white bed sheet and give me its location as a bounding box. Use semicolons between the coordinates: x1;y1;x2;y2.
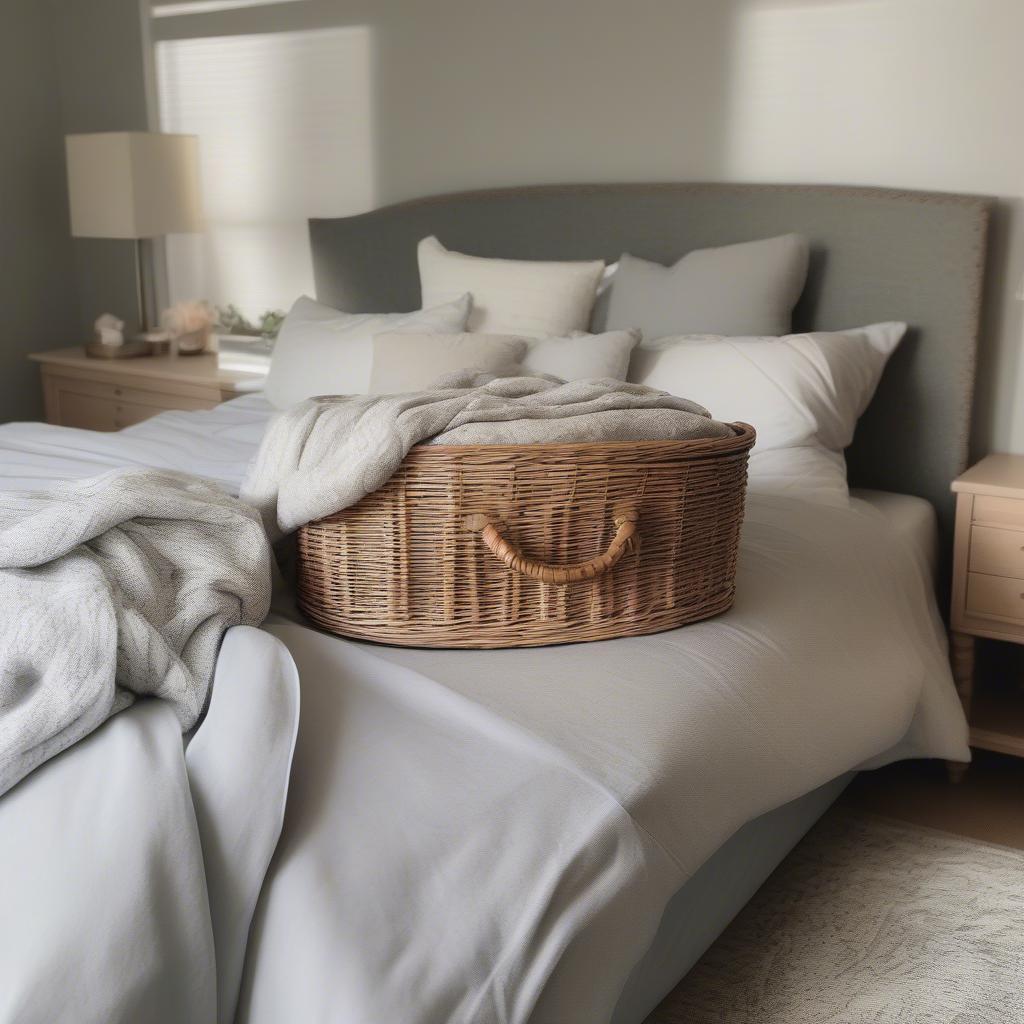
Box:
0;401;969;1024
851;487;939;583
237;489;967;1023
0;394;270;494
0;627;298;1024
0;393;941;586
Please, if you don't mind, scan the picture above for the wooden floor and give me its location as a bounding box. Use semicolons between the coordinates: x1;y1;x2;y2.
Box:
838;749;1024;850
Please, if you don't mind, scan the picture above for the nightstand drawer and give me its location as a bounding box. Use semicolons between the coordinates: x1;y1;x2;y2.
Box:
31;347;254;431
48;374;219;410
968;525;1024;578
112;401;176;429
965;572;1024;624
56;391;171;431
44;373;220;430
949;454;1024;769
59;390;119;431
972;494;1024;528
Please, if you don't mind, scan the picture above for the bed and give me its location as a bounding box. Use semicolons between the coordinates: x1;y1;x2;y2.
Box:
0;183;991;1024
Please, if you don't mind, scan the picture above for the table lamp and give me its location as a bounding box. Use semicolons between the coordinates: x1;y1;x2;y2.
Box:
65;131;203;350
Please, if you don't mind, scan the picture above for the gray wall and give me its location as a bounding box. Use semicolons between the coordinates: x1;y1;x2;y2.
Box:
51;0;150;340
0;0;76;422
0;0;150;425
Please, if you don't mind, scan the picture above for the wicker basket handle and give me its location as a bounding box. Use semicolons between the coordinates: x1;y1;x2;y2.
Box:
463;510;638;585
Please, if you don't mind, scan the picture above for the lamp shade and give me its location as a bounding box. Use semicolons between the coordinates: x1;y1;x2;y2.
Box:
66;131;203;239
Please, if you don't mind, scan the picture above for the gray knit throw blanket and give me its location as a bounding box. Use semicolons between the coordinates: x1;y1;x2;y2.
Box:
0;468;271;796
241;372;733;538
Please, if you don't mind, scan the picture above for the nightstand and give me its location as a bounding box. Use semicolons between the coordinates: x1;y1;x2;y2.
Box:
29;347;263;431
950;454;1024;769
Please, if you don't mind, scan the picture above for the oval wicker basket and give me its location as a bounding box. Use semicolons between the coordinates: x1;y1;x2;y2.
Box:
297;422;755;649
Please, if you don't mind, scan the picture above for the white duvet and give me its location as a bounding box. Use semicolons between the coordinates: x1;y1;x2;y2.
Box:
0;398;969;1024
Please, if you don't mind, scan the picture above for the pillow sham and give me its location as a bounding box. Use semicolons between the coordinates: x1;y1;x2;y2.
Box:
264;293;471;409
521;329;640;382
418;236;605;337
629;322;905;504
369;333;527;394
602;234;809;339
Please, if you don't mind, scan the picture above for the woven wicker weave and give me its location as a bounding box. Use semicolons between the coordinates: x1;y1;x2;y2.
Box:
297;423;755;649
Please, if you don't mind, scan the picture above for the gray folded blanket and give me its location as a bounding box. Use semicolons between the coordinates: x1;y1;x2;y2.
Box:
241;372;734;537
0;468;271;796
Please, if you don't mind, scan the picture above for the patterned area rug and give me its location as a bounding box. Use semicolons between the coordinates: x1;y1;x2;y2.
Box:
647;812;1024;1023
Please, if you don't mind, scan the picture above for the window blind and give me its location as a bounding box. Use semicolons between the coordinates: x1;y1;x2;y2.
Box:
152;10;374;317
150;1;307;20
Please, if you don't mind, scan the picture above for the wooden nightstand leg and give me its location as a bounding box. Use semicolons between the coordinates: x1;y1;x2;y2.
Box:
950;631;975;711
947;631;975;783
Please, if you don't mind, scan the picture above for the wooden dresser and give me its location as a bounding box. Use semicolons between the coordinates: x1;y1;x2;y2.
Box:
950;454;1024;769
29;347;263;430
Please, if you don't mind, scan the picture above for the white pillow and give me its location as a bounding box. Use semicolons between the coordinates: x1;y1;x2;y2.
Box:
521;329;640;382
417;236;604;337
629;322;906;504
369;333;527;394
264;294;471;408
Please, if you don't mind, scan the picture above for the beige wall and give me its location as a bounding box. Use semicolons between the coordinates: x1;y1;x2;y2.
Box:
150;0;738;204
153;0;1024;456
713;0;1024;459
152;0;738;312
6;0;1023;447
369;0;1024;458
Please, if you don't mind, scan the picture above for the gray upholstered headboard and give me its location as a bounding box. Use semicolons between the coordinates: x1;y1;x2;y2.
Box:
309;183;992;579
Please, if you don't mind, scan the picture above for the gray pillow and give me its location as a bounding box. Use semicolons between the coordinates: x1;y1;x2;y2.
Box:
600;234;809;341
521;329;640;381
369;332;526;393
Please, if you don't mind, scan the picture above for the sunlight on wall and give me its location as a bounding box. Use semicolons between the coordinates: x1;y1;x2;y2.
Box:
724;0;1024;194
156;25;374;317
725;1;901;184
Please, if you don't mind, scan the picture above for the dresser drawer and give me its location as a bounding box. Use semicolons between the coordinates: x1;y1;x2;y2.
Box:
965;572;1024;624
972;494;1024;529
969;525;1024;578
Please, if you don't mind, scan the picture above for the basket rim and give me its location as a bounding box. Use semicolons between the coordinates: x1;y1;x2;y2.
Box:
409;421;756;459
